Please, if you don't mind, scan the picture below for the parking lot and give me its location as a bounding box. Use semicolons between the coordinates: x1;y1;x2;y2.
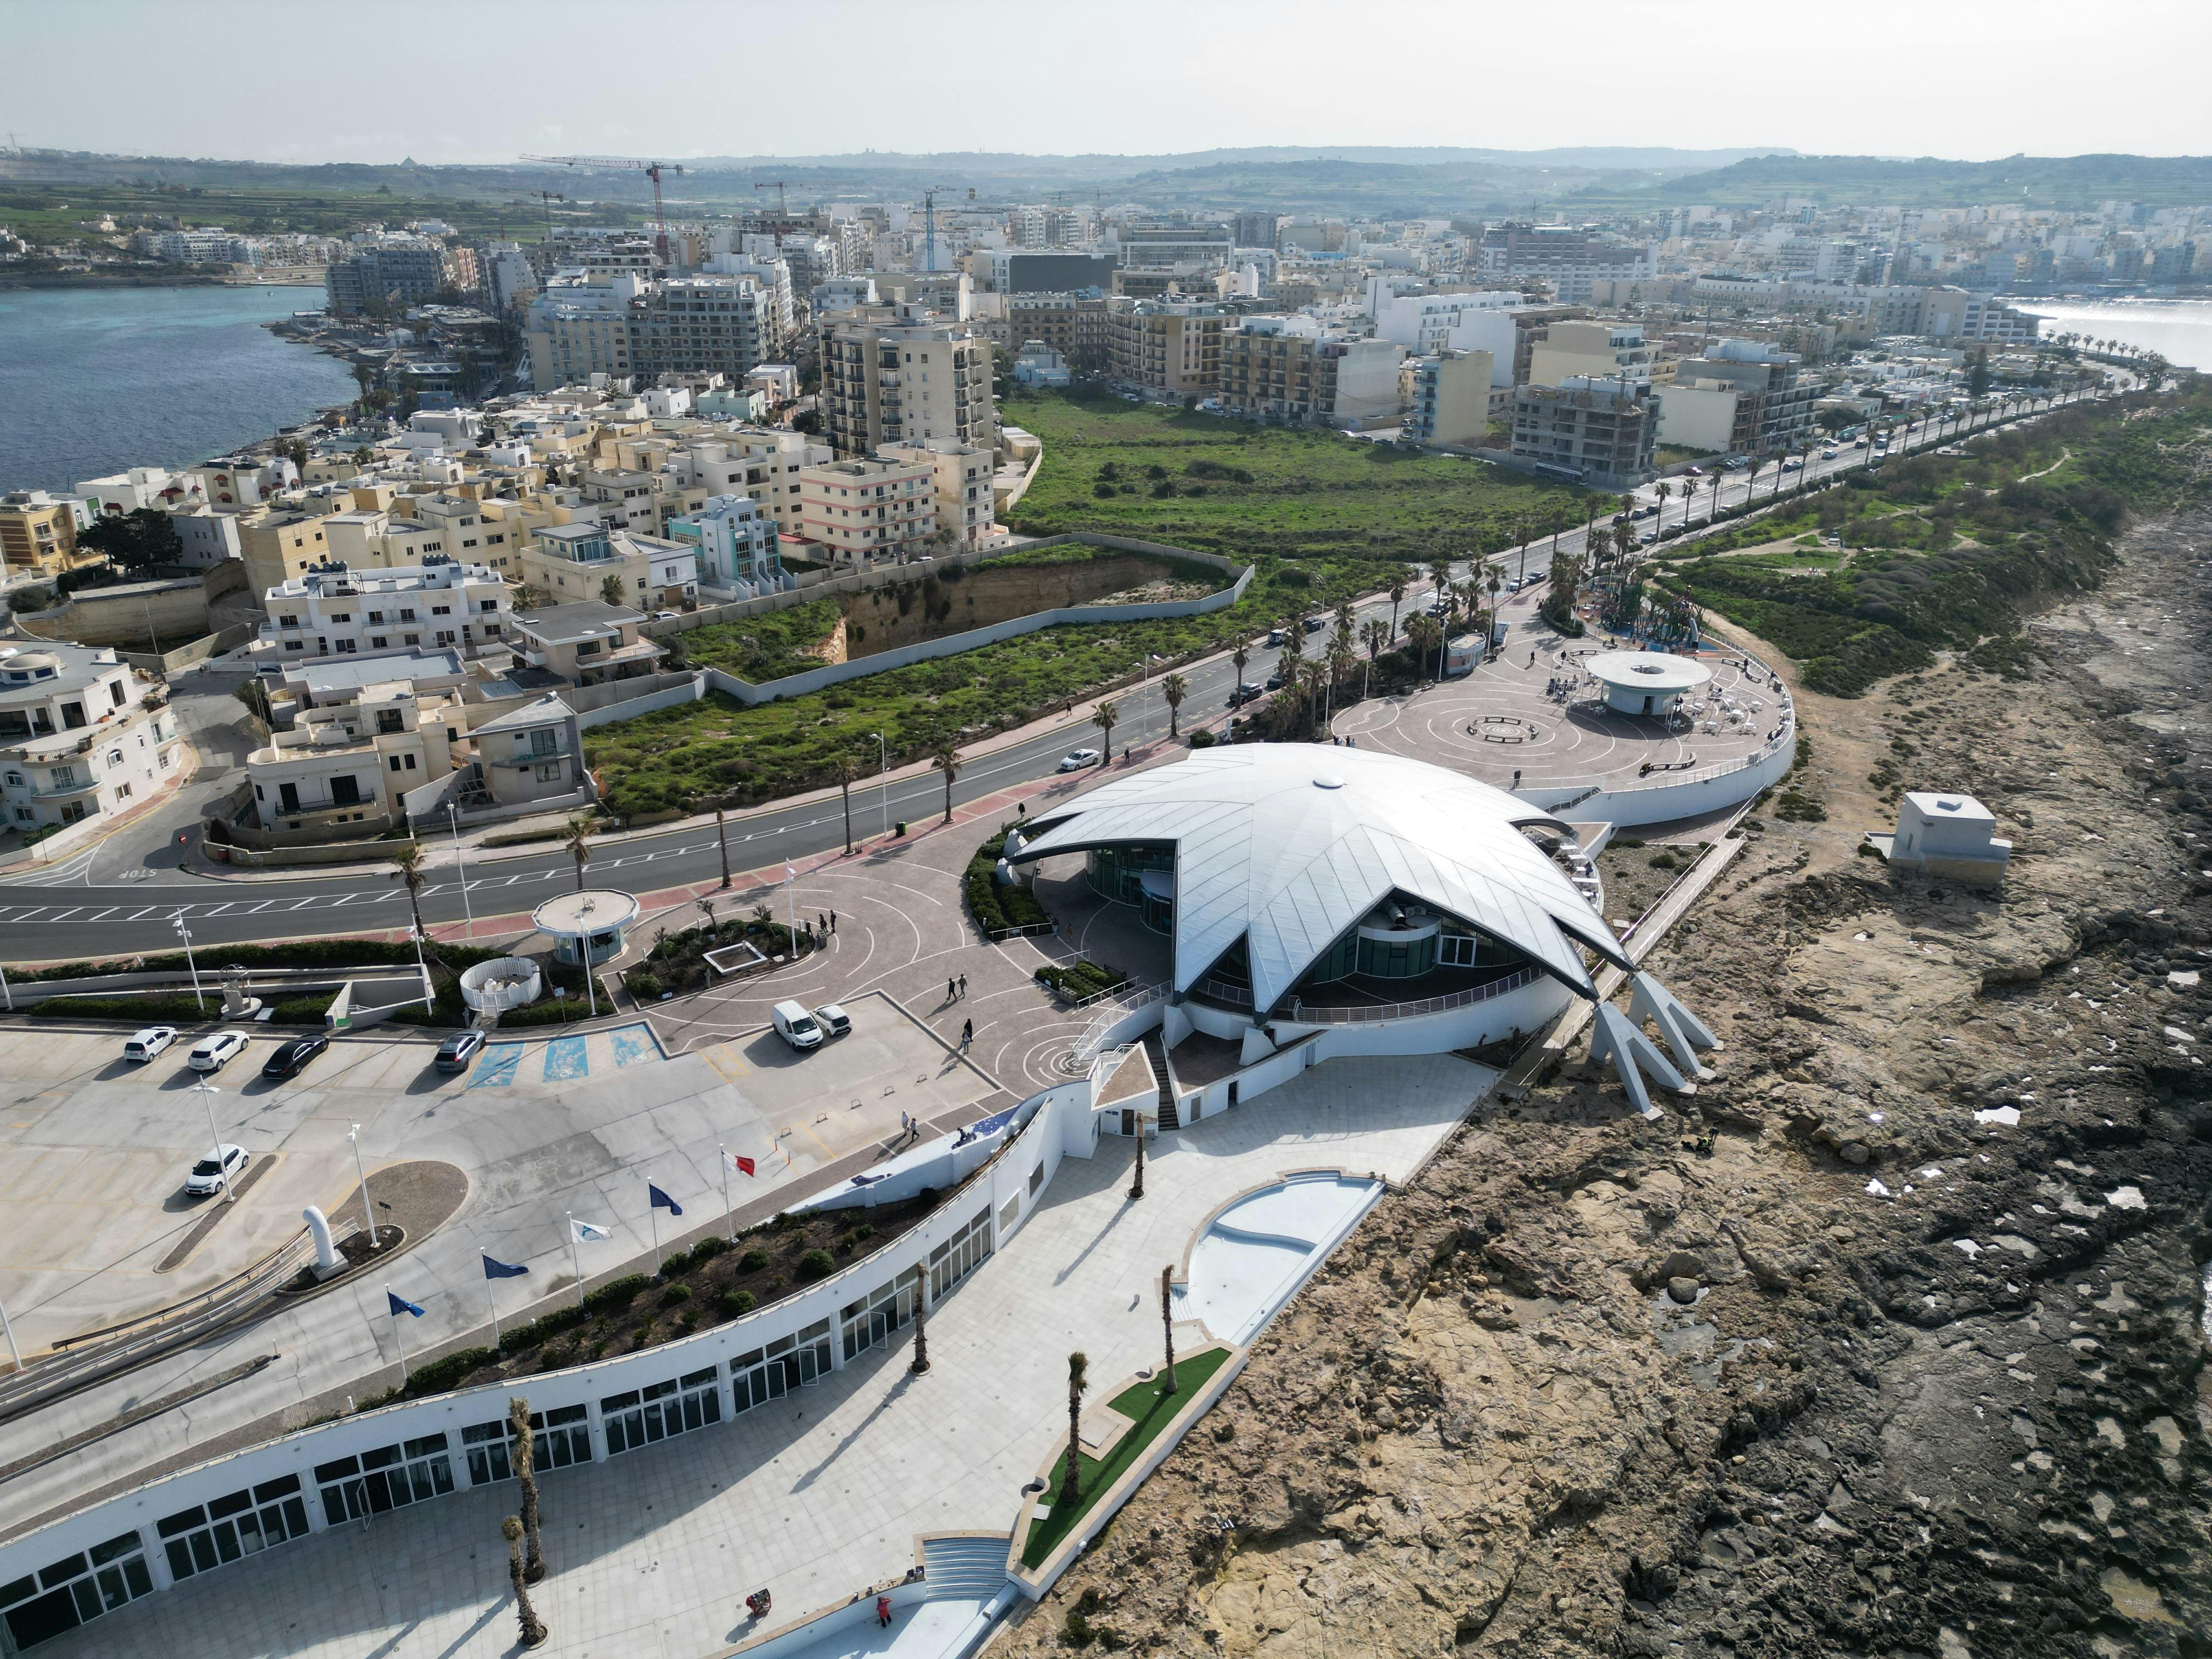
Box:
0;993;999;1368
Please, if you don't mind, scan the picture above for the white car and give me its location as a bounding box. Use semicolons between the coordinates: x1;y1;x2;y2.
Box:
771;999;823;1051
186;1144;247;1197
125;1026;177;1063
187;1030;251;1073
1057;748;1101;772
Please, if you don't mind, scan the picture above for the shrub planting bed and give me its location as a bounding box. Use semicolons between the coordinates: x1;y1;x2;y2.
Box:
966;829;1053;939
365;1193;943;1403
1035;958;1129;1003
622;913;804;1000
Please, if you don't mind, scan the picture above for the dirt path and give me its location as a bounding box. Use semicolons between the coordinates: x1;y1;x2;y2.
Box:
992;508;2212;1657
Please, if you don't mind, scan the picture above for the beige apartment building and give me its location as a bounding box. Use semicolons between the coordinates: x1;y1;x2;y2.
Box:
1105;298;1224;400
0;492;85;575
798;456;938;564
1526;321;1672;390
1003;292;1111;374
881;439;996;550
816;308;996;460
520;522;698;611
245;674;464;841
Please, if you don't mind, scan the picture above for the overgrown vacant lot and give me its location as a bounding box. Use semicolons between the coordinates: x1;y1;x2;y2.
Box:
1649;390;2212;696
1002;385;1585;557
587;550;1394;817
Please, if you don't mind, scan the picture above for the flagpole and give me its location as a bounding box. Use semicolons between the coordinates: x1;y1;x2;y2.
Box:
487;1276;501;1350
386;1287;409;1385
719;1144;734;1243
648;1184;662;1274
567;1212;584;1309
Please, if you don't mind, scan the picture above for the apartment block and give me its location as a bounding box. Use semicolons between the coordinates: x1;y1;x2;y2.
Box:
880;439;995;551
1510;376;1657;490
1003;292;1111;373
325;239;450;315
246;674;462;840
1526;321;1669;388
0;642;179;836
1402;349;1497;448
1217;317;1404;427
816;309;996;459
1669;340;1818;455
1477;225;1656;304
0;491;86;574
508;601;664;687
259;558;512;662
1105;298;1224;400
798;456;938;565
665;495;786;596
521;523;697;611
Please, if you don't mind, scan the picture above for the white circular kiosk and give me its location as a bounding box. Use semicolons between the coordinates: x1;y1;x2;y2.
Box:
1585;650;1712;718
532;889;640;967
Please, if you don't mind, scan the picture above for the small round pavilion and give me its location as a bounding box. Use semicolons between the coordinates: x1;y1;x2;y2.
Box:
1584;650;1711;718
532;889;640;966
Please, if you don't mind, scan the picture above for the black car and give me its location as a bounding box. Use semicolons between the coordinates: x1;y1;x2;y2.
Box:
435;1030;486;1073
262;1035;328;1080
1263;671;1285;692
1227;681;1264;708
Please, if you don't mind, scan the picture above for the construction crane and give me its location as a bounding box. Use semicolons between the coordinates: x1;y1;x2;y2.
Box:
751;179;805;253
525;190;565;239
521;155;686;262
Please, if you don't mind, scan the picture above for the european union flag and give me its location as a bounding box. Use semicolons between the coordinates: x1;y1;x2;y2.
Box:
648;1182;683;1216
482;1254;530;1280
387;1290;426;1318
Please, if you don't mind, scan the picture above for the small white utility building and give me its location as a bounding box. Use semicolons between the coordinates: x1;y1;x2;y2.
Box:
1882;792;2011;888
1585;650;1711;718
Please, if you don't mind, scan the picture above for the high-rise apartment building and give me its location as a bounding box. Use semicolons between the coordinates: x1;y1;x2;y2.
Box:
1477;225;1657;304
1003;292;1111;373
797;456;938;564
1510;377;1657;490
816;308;996;459
325;238;451;315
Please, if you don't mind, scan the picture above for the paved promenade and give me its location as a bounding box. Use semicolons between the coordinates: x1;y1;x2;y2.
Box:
22;1054;1487;1659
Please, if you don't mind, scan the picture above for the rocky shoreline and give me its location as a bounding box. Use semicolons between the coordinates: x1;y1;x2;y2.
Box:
995;505;2212;1657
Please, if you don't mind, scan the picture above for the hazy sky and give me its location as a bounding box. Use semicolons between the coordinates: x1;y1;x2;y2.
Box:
11;0;2210;166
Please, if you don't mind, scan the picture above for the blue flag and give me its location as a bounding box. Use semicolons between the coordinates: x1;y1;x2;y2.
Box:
387;1290;425;1318
648;1182;683;1216
482;1254;530;1280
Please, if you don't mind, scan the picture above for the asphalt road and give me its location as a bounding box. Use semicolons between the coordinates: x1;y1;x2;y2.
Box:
0;389;2104;964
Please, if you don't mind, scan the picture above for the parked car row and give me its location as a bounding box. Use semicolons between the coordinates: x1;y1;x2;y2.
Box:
772;1000;852;1052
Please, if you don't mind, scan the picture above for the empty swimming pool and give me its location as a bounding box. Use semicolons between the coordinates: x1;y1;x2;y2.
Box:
1177;1172;1381;1345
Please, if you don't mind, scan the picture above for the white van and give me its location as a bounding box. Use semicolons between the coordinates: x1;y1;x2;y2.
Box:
771;1000;823;1051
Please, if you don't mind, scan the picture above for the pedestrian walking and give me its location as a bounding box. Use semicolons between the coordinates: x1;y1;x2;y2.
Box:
960;1018;972;1047
947;977;957;1003
817;912;826;935
829;909;838;933
958;973;967;998
877;1595;893;1627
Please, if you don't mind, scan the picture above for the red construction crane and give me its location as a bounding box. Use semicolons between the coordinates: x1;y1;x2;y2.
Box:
522;155;687;262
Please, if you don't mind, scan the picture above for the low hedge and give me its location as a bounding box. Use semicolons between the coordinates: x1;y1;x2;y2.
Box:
18;939;503;984
966;828;1052;937
29;994;222;1023
1035;959;1128;1002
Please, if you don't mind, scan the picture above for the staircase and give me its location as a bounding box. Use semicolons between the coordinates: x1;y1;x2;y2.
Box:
922;1534;1012;1602
1143;1031;1180;1130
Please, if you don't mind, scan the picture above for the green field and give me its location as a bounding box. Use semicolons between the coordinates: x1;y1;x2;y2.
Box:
1650;388;2212;696
1002;386;1592;558
588;549;1398;817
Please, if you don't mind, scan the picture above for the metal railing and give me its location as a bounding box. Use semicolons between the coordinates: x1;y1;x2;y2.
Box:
1293;966;1543;1026
1074;980;1169;1060
0;1228;312;1423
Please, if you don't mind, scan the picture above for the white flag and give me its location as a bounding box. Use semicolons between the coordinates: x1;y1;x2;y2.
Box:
785;861;797;883
571;1218;612;1243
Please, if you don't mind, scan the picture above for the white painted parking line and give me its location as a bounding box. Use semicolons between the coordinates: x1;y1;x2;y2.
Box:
128;906;159;920
44;907;82;922
203;904;235;916
85;908;118;921
246;900;276;913
290;897;320;911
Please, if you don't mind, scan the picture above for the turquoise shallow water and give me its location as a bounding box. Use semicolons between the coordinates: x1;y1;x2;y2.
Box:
0;283;356;491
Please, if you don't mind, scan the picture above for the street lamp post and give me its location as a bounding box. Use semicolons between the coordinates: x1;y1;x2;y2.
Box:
0;1289;20;1374
190;1077;231;1204
173;910;204;1013
872;731;889;838
348;1122;378;1250
444;803;474;941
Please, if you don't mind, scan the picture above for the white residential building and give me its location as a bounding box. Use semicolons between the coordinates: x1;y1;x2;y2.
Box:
0;642;179;837
880;439;996;550
798;456;938;565
259;558;512;662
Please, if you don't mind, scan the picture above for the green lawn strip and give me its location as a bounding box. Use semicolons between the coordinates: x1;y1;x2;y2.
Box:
675;598;842;680
586;552;1392;816
1021;1345;1232;1570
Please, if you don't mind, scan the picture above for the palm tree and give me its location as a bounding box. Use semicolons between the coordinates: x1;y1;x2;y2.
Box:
1333;600;1355;647
1128;1108;1146;1199
598;572;626;607
1159;1265;1177;1396
1159;673;1187;737
1299;659;1328;733
390;840;429;944
1707;471;1722;523
1406;613;1442;679
1386;574;1408;639
715;804;731;888
1359;617;1387;695
932;743;962;823
561;813;593;891
835;754;856;853
503;1517;548;1647
509;1397;545;1582
1655;480;1672;531
1060;1351;1090;1504
1429;558;1452;619
1090;698;1118;762
1277;622;1304;673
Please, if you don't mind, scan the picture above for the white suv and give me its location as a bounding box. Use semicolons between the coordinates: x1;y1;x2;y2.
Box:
188;1030;251;1072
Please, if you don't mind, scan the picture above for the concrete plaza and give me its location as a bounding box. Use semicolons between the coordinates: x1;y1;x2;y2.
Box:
20;1053;1488;1659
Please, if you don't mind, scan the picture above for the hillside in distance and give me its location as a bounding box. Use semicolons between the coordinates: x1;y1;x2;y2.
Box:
1579;151;2212;208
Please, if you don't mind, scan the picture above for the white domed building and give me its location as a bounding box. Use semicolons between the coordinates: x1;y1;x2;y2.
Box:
1005;745;1639;1063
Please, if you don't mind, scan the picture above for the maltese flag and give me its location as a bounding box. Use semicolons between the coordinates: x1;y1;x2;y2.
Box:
725;1150;757;1177
571;1218;612;1244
